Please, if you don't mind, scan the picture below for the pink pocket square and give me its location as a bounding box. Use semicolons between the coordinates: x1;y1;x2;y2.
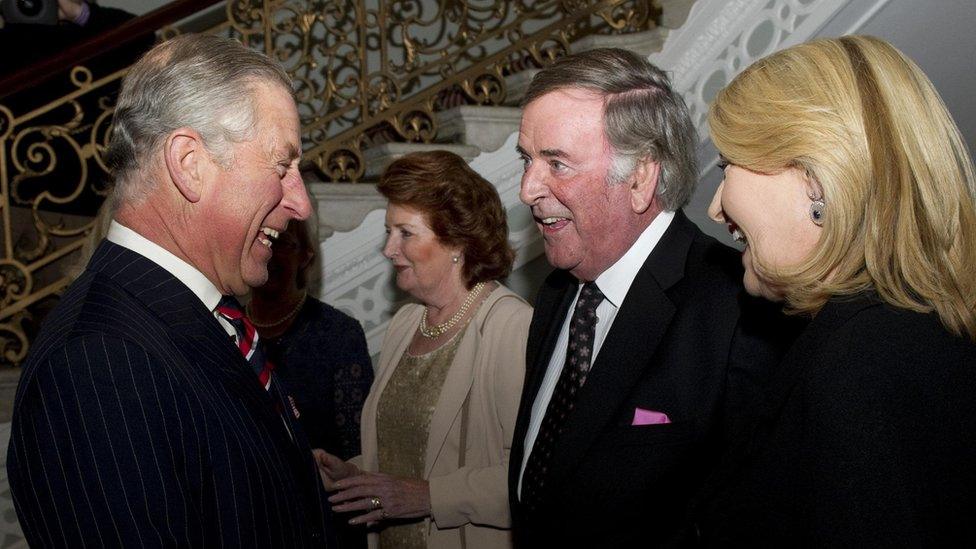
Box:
631;407;671;426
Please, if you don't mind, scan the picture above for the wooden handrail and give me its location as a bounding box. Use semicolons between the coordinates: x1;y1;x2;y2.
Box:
0;0;223;101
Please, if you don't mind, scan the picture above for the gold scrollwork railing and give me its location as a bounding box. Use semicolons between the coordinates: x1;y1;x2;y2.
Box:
215;0;658;180
1;64;122;368
1;0;660;368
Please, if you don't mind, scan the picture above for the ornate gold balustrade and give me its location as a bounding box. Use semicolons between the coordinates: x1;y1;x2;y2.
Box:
0;64;122;368
215;0;658;180
0;0;659;368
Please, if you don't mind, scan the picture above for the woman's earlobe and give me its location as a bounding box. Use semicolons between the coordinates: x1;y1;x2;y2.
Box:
801;169;826;226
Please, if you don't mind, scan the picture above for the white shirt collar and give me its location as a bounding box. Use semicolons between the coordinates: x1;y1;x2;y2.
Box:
105;220;224;312
593;210;675;308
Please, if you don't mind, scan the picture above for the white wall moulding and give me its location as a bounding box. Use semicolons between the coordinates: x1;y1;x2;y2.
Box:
650;0;850;143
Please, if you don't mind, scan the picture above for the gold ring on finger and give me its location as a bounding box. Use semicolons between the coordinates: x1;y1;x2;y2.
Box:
369;496;382;510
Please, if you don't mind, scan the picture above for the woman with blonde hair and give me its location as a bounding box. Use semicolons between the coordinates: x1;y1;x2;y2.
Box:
700;35;976;545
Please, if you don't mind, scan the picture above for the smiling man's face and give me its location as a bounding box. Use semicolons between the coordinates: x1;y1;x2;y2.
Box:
517;88;637;282
200;81;311;295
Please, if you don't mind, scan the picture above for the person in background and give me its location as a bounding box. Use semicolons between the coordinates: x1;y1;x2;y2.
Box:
699;35;976;546
248;214;373;461
316;150;532;549
248;213;373;549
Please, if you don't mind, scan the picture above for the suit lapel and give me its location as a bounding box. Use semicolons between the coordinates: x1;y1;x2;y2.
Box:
543;212;696;493
170;307;297;448
91;240;296;450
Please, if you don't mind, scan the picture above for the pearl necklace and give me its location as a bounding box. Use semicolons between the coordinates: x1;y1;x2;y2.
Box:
246;292;308;329
419;282;486;339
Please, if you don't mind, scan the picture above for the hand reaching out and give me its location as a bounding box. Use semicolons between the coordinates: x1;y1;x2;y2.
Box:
312;448;360;491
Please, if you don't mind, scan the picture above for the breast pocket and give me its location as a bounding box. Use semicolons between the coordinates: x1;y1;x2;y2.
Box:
601;421;696;447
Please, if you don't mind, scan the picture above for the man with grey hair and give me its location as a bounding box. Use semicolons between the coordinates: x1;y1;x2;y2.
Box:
509;48;788;545
7;34;337;547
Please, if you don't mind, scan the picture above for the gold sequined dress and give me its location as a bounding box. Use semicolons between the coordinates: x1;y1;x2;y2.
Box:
376;331;463;549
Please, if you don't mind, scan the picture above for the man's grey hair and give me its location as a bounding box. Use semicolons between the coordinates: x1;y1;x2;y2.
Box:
522;48;698;211
106;33;293;204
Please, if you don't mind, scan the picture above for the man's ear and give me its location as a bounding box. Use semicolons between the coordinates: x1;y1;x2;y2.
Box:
629;158;661;214
164;127;208;203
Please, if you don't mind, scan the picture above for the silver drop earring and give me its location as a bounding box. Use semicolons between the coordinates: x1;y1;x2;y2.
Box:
810;199;825;226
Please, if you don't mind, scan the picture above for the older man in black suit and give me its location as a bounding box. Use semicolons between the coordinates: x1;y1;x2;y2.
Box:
7;34;335;547
509;48;791;547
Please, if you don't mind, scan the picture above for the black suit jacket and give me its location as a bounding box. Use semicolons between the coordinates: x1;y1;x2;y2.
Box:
698;293;976;547
7;241;335;547
509;211;791;547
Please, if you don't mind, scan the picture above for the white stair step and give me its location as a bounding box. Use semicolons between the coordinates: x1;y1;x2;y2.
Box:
437;105;522;153
306;182;386;239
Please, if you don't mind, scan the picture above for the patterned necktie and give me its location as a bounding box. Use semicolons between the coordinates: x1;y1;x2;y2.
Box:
216;296;275;389
521;281;605;511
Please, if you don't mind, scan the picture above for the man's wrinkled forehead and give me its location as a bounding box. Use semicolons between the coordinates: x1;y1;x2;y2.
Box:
520;88;613;158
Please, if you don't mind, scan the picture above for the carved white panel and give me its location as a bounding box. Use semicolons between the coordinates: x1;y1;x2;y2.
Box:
650;0;849;142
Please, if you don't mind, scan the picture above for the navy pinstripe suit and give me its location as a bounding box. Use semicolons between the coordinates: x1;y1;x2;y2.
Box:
7;241;336;547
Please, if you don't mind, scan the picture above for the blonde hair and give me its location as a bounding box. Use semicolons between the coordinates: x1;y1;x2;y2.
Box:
709;35;976;339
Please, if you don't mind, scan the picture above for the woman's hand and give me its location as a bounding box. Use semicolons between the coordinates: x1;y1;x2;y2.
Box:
312;449;360;491
328;472;431;526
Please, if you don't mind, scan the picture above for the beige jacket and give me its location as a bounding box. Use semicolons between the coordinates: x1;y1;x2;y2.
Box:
360;284;531;549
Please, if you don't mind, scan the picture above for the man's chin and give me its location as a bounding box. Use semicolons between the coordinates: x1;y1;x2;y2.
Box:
544;249;581;274
241;267;270;293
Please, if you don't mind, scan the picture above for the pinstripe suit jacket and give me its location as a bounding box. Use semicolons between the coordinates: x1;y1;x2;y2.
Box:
7;240;335;548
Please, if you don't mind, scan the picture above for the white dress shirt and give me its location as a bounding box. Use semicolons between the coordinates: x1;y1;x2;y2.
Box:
106;221;235;338
518;210;675;496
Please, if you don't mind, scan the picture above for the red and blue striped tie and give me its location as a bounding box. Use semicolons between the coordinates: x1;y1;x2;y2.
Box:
217;296;275;389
